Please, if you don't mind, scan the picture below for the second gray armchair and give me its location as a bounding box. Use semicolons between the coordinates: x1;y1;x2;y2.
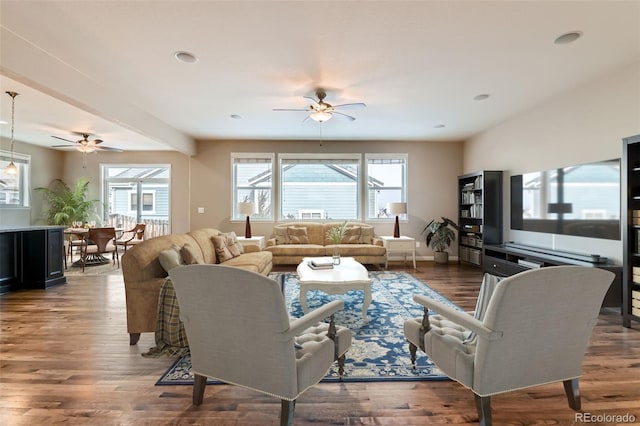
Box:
404;266;614;426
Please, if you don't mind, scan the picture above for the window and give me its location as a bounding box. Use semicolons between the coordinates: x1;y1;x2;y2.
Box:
129;190;156;213
279;154;360;220
365;154;408;220
102;165;170;238
0;150;30;208
231;153;274;220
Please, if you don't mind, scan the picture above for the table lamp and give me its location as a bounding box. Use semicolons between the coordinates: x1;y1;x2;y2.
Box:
238;201;258;238
387;202;407;238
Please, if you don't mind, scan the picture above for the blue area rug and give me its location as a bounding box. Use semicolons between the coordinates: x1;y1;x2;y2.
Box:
156;271;459;385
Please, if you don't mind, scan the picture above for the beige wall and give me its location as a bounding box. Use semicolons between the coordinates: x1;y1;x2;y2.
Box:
190;139;463;259
463;61;640;263
0;139;64;226
59;149;192;234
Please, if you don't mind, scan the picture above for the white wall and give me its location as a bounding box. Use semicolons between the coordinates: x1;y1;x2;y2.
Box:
463;61;640;264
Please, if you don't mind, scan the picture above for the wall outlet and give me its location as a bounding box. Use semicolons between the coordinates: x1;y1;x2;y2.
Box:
416;241;421;248
197;207;205;214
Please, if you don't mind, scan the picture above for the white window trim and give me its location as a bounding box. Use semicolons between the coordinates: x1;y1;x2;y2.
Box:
365;153;408;222
231;152;275;222
279;153;361;221
0;150;31;208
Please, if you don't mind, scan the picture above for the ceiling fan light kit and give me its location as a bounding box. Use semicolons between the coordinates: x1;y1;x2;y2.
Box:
50;132;122;168
274;88;366;123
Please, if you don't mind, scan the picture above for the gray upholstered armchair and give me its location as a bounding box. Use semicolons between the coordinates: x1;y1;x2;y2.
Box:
404;266;614;426
168;264;352;426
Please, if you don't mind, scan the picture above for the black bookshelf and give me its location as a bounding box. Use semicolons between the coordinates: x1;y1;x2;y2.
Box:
622;134;640;327
458;171;503;267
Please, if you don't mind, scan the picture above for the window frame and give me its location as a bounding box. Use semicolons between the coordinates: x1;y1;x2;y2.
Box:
0;150;31;209
364;153;408;222
231;153;275;222
278;153;362;222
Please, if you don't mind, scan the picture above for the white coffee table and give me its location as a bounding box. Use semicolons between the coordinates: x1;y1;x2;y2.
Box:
297;257;373;323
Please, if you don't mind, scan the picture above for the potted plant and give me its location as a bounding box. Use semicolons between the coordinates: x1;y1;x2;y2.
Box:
422;217;459;264
35;177;100;226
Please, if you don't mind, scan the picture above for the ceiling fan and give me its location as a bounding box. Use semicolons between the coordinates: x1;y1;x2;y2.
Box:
273;89;366;122
51;133;123;168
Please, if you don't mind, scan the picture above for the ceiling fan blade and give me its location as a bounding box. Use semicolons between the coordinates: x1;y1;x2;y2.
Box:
332;111;357;121
273;108;310;112
51;144;77;148
332;102;367;110
93;139;104;144
51;135;76;143
303;96;319;105
95;146;123;152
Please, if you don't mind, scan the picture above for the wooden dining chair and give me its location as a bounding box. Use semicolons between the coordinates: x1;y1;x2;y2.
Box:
80;227;119;272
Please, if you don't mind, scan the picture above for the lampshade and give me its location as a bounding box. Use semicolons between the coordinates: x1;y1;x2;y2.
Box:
310;111;332;122
238;201;258;216
387;202;407;215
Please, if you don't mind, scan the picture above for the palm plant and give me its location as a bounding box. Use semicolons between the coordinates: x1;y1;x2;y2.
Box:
35;178;99;226
422;217;459;252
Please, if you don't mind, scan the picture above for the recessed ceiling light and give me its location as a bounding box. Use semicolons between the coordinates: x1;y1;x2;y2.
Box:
554;31;583;45
174;51;198;64
473;94;490;101
434;124;446;128
230;114;243;120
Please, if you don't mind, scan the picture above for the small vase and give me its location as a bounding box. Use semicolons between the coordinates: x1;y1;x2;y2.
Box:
332;246;341;265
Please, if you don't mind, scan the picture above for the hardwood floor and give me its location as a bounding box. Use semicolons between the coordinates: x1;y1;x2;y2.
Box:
1;262;639;425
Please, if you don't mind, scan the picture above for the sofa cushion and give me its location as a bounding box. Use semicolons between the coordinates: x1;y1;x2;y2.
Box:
342;226;362;244
325;244;387;257
274;226;289;245
267;244;326;257
159;244;184;272
180;243;201;265
287;227;310;244
222;251;272;274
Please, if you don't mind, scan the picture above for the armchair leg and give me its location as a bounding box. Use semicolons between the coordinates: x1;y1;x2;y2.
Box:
409;342;417;368
563;378;581;411
193;373;207;405
129;333;141;345
280;399;296;426
474;394;492;426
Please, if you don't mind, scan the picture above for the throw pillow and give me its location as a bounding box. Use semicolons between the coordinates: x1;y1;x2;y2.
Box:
360;227;374;244
180;243;201;265
341;226;361;244
273;227;289;245
224;231;244;257
287;226;309;244
159;244;184;272
212;235;234;263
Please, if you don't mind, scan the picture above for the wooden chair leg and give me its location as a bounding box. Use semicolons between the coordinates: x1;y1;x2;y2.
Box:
474;394;492;426
409;342;418;368
563;378;581;411
193;373;207;405
280;399;296;426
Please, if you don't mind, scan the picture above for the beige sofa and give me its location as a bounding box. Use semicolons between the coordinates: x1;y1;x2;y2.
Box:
122;228;272;345
265;222;386;265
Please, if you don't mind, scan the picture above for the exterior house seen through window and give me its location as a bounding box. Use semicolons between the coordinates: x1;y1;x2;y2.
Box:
231;153;407;222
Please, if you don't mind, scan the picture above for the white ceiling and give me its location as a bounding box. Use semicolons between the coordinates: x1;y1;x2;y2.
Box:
1;1;639;155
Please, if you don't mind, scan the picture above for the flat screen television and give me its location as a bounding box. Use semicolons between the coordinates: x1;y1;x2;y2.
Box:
510;158;620;240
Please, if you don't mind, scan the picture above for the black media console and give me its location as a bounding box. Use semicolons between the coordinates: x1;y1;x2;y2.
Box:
483;243;622;308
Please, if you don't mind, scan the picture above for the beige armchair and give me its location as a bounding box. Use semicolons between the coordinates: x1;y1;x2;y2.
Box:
404;266;614;426
168;264;352;426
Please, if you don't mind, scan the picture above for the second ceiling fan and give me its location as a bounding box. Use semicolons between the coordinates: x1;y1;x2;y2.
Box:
274;89;366;122
52;133;123;168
